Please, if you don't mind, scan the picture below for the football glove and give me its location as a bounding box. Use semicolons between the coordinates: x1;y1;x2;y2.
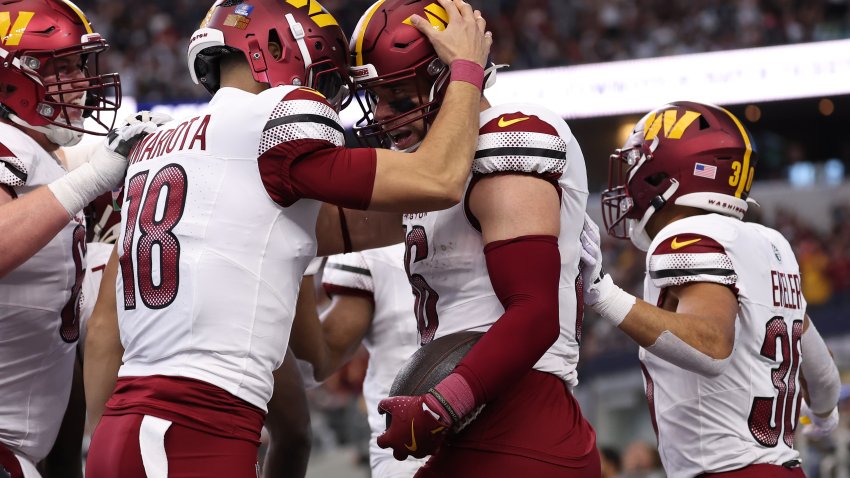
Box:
377;393;452;460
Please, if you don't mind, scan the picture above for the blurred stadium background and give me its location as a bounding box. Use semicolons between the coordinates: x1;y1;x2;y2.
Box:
75;0;850;476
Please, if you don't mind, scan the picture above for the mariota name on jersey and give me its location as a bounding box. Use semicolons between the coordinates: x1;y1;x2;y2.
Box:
771;270;802;310
129;114;211;164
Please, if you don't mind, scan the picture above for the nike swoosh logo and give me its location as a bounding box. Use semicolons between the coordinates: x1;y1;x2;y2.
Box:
498;116;529;128
671;237;701;250
404;418;417;452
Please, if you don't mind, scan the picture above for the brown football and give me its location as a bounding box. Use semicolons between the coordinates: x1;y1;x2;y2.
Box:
389;331;484;397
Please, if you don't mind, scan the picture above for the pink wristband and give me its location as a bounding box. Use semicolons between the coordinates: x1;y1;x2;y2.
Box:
450;59;485;91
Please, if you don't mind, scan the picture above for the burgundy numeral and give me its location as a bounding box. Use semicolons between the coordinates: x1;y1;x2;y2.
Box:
119;165;188;310
120;171;149;309
59;224;86;343
404;225;440;345
748;316;803;447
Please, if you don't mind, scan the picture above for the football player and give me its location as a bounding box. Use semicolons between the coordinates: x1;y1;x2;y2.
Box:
579;101;842;477
83;0;491;476
289;246;426;478
349;1;600;476
0;1;141;476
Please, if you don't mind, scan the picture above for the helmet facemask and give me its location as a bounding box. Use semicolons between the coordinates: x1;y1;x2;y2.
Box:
1;32;120;145
351;55;448;149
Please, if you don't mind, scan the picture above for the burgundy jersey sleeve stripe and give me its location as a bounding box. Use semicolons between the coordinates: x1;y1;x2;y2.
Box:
258;140;376;209
653;233;725;255
321;283;375;301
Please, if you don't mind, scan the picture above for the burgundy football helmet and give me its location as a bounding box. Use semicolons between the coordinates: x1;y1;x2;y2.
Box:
188;0;351;110
601;101;758;250
349;0;453;148
0;0;121;146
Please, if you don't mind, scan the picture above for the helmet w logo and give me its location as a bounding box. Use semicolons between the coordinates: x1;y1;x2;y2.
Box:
644;110;701;141
285;0;338;28
402;3;448;31
0;11;34;47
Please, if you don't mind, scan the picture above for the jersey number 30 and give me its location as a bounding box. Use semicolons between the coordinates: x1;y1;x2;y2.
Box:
748;316;803;448
119;164;188;310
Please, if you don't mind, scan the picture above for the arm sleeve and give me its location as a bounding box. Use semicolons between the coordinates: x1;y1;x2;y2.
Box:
452;235;561;405
801;320;841;414
257;88;376;209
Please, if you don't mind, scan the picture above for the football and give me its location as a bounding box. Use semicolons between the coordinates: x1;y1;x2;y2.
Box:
389;331;485;397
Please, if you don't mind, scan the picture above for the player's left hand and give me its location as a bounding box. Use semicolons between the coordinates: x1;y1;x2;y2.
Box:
377;394;451;460
800;402;839;440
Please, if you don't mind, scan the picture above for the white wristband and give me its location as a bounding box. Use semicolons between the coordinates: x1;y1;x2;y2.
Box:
593;275;637;326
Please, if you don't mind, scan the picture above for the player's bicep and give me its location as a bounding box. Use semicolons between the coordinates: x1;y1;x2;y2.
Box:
468;174;560;244
669;281;738;347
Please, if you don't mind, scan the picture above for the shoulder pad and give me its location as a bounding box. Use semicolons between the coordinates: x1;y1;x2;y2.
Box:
473;103;570;177
322;252;374;296
259;87;345;156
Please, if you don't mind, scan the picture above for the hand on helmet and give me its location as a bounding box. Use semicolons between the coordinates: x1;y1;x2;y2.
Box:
377;394;451;461
409;0;492;67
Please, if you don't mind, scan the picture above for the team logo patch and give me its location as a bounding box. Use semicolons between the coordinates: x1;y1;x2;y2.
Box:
772;243;782;262
693;162;717;179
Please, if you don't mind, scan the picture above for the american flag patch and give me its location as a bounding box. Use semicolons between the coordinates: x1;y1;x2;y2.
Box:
693;163;717;179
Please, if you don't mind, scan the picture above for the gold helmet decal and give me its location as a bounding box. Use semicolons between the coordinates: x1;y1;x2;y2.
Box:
286;0;338;28
0;11;34;46
643;109;701;141
402;2;447;30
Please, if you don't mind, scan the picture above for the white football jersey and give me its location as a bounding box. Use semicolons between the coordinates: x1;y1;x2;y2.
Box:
78;242;115;356
116;86;343;411
640;214;805;477
321;245;427;477
403;103;588;386
0;123;86;461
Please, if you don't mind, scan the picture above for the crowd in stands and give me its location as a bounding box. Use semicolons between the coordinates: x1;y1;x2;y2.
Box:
77;0;850;103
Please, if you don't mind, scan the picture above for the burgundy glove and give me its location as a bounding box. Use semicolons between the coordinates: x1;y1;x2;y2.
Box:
376;393;452;460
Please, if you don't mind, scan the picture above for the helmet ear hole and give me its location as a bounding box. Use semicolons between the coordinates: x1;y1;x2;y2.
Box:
645;172;668;187
268;29;284;60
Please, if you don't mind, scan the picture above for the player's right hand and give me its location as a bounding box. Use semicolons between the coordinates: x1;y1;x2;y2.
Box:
377;394;451;460
409;0;492;67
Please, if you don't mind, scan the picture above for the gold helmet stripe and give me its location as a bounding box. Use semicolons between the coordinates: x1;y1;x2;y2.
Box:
720;106;754;198
60;0;93;34
354;0;386;67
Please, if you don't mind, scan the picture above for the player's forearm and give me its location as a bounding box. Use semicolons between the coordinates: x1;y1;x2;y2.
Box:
409;80;482;199
83;327;124;430
264;350;311;478
620;301;729;358
0;187;74;278
800;320;841;414
289;278;329;378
